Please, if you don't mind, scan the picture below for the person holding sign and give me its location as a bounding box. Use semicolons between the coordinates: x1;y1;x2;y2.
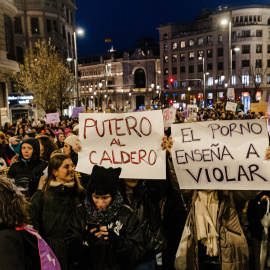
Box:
162;135;260;270
67;165;144;270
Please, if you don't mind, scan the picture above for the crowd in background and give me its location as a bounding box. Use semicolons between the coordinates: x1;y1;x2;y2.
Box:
0;104;269;270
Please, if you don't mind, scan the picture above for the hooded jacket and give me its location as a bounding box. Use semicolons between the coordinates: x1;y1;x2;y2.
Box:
7;138;47;197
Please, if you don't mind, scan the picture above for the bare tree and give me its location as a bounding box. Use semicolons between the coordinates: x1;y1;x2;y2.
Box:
14;39;74;114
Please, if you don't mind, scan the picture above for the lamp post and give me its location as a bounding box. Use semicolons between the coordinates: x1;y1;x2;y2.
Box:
214;78;218;103
74;27;84;106
198;56;206;108
157;84;160;107
188;87;191;105
121;88;124;109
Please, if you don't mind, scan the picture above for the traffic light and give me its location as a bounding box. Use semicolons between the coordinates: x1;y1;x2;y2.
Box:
170;99;173;104
169;77;174;84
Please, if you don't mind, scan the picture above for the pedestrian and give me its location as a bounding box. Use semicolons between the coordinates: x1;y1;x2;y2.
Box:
7;137;47;197
63;134;79;166
28;154;85;270
68;165;144;270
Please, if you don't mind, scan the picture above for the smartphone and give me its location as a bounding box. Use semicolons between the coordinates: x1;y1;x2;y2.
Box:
87;223;99;232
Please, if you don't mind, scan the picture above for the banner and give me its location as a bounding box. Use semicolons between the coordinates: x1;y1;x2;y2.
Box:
171;120;270;190
72;107;84;118
46;113;60;124
163;107;176;127
227;88;234;99
76;111;166;179
225;102;237;112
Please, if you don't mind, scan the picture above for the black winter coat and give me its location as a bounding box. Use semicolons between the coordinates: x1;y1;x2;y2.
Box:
117;180;167;262
29;185;82;270
67;202;144;270
0;229;41;270
7;138;47;197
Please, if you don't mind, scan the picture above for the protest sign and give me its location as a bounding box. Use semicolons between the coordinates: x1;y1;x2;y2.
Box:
76;110;166;179
171;119;270;190
163;107;176;127
227;88;234;99
46;113;60;124
72;107;84;118
250;102;268;114
225;102;237;112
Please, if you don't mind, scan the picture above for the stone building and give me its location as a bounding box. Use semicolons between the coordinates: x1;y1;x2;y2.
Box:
0;0;19;125
79;45;161;111
159;5;270;110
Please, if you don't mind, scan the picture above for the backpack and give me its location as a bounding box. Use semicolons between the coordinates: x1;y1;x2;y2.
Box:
16;226;61;270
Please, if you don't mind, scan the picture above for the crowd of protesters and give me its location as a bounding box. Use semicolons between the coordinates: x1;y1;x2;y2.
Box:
0;104;269;270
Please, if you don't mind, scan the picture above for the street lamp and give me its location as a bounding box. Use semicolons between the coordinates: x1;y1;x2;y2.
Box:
214;78;218;102
74;27;84;106
198;56;206;108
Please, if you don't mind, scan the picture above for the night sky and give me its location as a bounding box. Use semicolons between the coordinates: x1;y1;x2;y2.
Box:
76;0;269;58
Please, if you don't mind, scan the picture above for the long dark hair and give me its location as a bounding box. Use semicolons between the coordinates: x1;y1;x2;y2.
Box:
36;135;58;162
44;154;85;205
0;177;29;229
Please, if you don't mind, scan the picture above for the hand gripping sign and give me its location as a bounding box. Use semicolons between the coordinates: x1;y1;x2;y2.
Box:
76;110;166;179
171;119;270;190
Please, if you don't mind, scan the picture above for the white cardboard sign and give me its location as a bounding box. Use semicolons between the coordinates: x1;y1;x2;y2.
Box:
225;102;237;112
163;107;176;127
46;113;60;124
171;120;270;190
76;110;166;179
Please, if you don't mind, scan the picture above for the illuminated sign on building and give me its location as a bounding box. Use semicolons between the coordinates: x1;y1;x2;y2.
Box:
8;95;34;106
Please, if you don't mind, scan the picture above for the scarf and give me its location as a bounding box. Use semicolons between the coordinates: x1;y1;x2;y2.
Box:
84;191;123;225
194;191;219;257
50;180;75;188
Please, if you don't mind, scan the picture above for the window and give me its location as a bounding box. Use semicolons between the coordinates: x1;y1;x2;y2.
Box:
207;77;213;86
197;50;204;58
189;52;194;60
232;75;236;85
164;68;168;75
163;33;168;39
255;74;262;83
52;20;57;31
267;74;270;84
46;19;51;32
232;60;235;69
217;48;223;57
207;49;212;58
258;16;262;22
244;16;248;23
242;45;250;54
197;37;203;45
256;45;262;53
172;42;177;49
16;46;24;64
256;59;262;68
268;45;270;53
180;66;185;73
189;39;194;46
197;64;203;72
14;17;22;33
268;18;270;25
181;81;186;87
236;16;239;23
134;69;146;88
207;36;213;43
172;67;177;74
164;80;169;89
218;77;223;86
180;53;185;61
180;41;185;48
68;32;71;45
268;60;270;68
218;62;223;70
254;16;257;22
4;15;15;60
164;55;168;63
189;65;194;73
256;30;263;37
62;25;66;39
242;59;250;67
207;63;213;71
31;18;39;34
181;94;186;100
232;31;236;39
242;30;250;37
218;35;222;43
164;44;167;52
242;75;249;86
240;16;243;23
172;54;177;62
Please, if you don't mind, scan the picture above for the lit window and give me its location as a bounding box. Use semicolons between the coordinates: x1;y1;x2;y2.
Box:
197;37;203;45
242;75;249;86
189;39;194;46
232;75;236;85
255;74;261;83
189;52;194;60
267;74;270;84
172;42;177;49
207;77;213;86
181;41;185;48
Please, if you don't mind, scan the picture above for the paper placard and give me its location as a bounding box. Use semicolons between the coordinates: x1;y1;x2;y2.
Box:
72;107;84;118
46;113;60;124
76;110;166;179
225;102;237;112
171;120;270;190
163;107;176;127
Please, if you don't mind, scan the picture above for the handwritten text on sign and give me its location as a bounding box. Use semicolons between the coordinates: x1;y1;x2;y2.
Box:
76;111;166;179
171;120;270;190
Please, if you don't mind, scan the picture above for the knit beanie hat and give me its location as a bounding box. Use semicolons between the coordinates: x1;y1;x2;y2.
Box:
64;135;79;149
87;165;122;200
